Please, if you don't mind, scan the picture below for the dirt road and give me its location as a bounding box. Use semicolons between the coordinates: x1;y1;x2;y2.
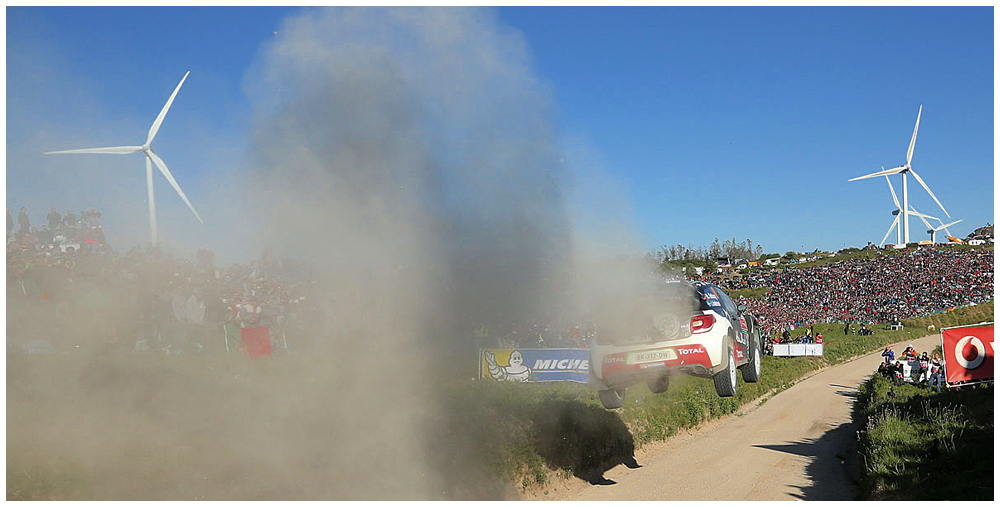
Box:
547;334;940;501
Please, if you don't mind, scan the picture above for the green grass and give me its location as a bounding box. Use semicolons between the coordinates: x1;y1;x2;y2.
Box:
727;286;769;299
854;374;993;500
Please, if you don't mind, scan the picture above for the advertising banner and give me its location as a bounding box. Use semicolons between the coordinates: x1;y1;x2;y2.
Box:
480;348;589;383
772;344;823;357
241;326;272;358
941;323;994;386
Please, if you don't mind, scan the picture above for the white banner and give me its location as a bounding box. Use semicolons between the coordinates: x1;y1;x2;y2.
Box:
773;344;823;357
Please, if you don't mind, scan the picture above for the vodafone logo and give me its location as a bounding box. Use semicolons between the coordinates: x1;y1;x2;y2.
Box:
955;335;987;370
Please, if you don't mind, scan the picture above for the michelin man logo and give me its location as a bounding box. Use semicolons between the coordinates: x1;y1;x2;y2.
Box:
484;350;532;382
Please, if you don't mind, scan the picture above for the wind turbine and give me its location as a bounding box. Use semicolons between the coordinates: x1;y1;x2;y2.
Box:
879;173;941;247
45;71;202;245
926;218;963;244
849;105;950;245
908;207;940;241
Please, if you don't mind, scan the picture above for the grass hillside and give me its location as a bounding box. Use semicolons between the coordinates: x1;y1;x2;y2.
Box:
855;374;993;500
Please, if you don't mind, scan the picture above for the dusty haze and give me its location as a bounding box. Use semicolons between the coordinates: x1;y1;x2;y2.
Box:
8;7;660;500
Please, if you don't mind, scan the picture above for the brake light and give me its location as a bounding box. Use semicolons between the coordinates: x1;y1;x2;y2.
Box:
690;314;715;334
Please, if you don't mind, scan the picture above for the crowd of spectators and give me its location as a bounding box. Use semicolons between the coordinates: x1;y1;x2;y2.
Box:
479;319;596;350
7;205;107;255
7;205;321;355
475;246;992;351
8;205;993;355
720;247;993;339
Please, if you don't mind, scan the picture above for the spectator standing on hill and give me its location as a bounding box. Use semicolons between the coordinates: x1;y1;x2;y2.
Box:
928;353;945;392
38;226;53;246
47;207;62;229
63;210;76;230
6;206;13;238
916;351;930;383
17;207;30;234
86;208;101;227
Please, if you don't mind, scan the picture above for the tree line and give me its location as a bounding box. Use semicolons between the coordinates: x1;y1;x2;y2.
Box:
652;238;772;275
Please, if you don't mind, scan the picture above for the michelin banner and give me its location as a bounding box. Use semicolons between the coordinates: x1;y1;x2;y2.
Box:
480;348;590;383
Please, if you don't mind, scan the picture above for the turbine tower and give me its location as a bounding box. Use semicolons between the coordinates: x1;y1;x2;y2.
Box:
880;173;940;247
45;71;202;245
849;105;950;245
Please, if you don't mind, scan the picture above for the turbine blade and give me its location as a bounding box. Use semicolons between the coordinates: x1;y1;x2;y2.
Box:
908;169;950;218
45;146;143;155
849;166;905;181
912;210;934;230
146;71;190;146
907;207;938;222
881;215;900;247
936;219;962;231
906;105;922;166
885;172;900;209
146;150;203;224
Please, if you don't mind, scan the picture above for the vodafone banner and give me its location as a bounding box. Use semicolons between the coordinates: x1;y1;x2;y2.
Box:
941;323;994;386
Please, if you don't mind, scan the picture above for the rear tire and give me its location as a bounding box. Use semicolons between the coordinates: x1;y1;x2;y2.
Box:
646;375;670;394
714;348;738;397
598;387;626;409
740;331;762;383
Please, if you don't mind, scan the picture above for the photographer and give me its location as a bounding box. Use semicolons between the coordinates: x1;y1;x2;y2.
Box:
881;346;895;364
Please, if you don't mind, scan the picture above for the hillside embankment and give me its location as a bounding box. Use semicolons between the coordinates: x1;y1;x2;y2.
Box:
855;365;993;500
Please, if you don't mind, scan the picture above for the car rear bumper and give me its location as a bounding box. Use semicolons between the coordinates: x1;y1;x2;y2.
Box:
589;335;728;390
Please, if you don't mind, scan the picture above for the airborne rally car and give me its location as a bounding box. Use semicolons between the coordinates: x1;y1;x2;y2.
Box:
588;280;762;409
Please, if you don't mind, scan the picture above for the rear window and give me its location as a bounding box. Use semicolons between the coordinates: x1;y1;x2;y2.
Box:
651;282;712;313
695;284;725;312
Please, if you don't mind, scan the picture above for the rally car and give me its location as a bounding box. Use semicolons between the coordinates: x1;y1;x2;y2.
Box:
588;280;762;409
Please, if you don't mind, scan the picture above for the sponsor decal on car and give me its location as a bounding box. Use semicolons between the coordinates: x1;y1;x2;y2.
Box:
677;346;706;356
735;329;749;348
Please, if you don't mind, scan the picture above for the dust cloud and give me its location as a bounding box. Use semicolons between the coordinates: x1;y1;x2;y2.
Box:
8;7;663;500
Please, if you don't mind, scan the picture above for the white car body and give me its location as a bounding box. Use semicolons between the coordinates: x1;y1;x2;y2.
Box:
588;281;761;405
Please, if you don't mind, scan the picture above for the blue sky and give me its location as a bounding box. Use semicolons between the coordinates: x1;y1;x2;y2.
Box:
6;7;994;260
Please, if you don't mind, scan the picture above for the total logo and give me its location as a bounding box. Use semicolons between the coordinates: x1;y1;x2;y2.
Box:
955;335;993;370
677;347;705;356
604;356;625;364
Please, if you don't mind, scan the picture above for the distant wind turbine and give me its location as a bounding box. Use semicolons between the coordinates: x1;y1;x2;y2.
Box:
922;217;963;244
45;71;202;245
849;105;951;245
